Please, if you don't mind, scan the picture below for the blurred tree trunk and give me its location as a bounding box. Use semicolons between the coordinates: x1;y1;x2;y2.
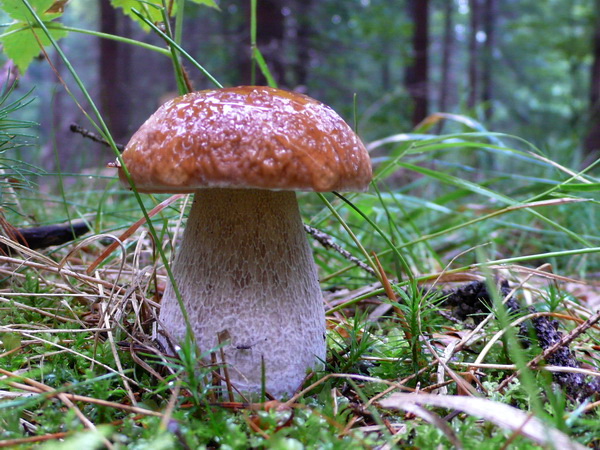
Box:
584;0;600;162
438;0;454;115
47;43;92;173
99;0;131;144
405;0;430;126
381;57;391;92
294;0;313;88
481;0;496;122
237;0;285;86
467;0;481;110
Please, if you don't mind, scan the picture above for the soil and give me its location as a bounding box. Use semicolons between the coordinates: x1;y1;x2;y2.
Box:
440;279;599;400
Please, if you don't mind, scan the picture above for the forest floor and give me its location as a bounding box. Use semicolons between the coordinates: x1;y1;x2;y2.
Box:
0;177;598;449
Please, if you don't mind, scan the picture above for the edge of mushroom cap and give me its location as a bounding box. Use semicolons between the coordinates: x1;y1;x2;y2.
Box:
118;86;372;193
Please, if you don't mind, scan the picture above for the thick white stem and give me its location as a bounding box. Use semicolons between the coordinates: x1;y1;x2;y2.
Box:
159;189;325;397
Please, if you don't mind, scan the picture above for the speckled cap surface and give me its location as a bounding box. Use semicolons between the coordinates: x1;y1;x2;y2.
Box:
119;86;372;193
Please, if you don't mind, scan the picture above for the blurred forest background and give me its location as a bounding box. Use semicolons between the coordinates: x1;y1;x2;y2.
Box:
2;0;600;176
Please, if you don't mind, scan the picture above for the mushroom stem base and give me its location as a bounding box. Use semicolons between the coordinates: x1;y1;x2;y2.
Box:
158;189;325;398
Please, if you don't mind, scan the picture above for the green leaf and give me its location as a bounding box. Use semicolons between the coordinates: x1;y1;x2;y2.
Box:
188;0;220;9
0;0;57;22
1;333;21;351
556;183;600;193
111;0;169;31
252;47;277;88
112;0;219;31
0;0;68;72
0;22;68;72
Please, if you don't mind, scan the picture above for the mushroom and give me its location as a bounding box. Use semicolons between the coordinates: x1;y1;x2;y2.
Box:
118;86;372;397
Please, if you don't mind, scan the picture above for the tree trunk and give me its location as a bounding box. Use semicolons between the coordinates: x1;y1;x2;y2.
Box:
583;0;600;162
467;0;481;110
294;0;313;88
438;0;454;115
99;0;131;144
405;0;430;126
481;0;496;122
237;0;286;86
46;49;85;173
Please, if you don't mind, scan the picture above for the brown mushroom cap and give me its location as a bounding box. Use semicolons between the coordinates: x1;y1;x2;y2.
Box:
119;86;372;193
